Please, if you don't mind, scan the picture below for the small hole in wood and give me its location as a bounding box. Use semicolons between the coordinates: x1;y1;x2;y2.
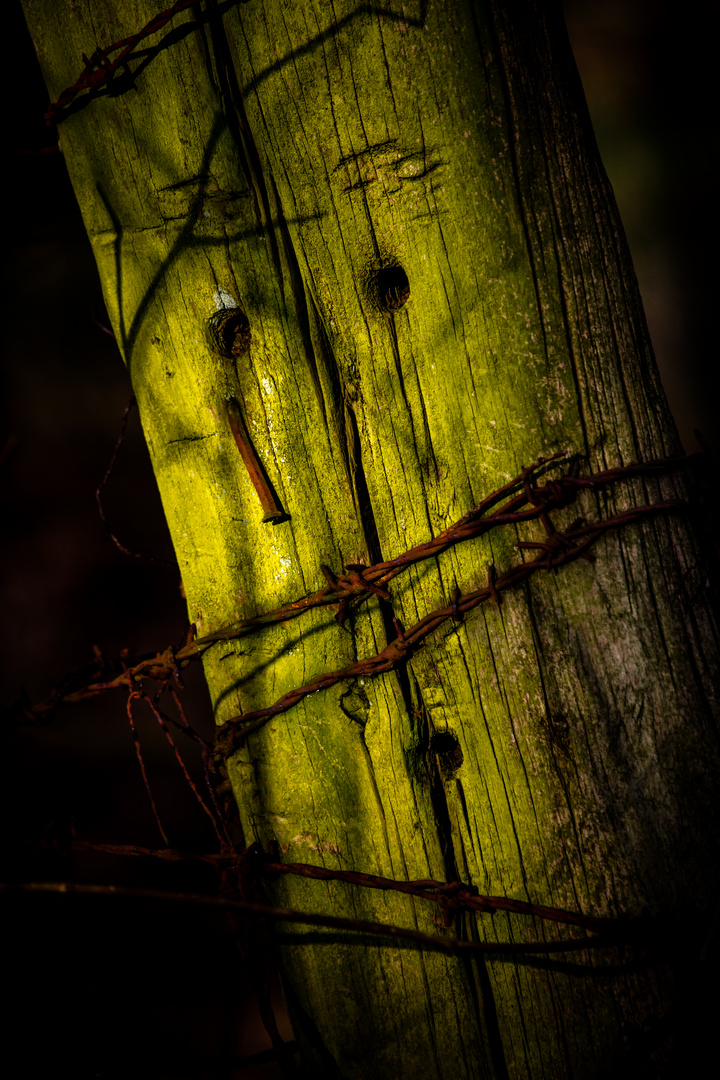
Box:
207;308;252;359
377;265;410;312
430;729;463;780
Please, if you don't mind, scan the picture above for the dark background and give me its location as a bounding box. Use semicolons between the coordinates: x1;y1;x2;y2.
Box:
1;1;717;1076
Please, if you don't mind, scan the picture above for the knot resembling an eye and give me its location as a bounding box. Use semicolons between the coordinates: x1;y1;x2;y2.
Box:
207;308;252;359
376;264;410;312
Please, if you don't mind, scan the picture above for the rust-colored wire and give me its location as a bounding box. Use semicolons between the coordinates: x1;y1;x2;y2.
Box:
19;451;692;721
126;691;169;846
216;499;684;752
45;0;205;124
0;881;637;957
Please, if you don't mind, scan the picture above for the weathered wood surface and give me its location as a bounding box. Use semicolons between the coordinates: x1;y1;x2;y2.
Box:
23;1;720;1076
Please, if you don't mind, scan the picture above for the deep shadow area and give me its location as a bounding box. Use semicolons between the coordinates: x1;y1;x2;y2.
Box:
1;886;295;1079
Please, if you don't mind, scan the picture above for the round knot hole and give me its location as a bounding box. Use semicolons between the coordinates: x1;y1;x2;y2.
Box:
377;265;410;312
207;308;252;359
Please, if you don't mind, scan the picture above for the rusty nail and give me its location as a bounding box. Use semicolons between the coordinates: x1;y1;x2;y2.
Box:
224;396;287;524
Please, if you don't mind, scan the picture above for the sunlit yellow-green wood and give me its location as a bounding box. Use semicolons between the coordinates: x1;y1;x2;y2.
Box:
23;1;720;1077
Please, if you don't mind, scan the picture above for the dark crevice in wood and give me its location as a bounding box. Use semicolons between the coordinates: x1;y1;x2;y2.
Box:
206;3;284;283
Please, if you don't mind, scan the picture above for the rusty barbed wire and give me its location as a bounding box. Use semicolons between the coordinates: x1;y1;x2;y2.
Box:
70;839;226;865
216;498;685;752
63;838;617;934
7;452;693;982
126;690;170;846
12;451;694;724
239;844;619;933
0;880;637;957
45;0;205;125
23;825;642;960
136;692;232;849
169;685;232;835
